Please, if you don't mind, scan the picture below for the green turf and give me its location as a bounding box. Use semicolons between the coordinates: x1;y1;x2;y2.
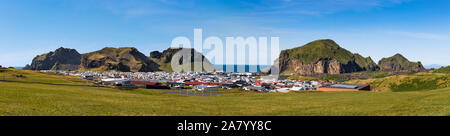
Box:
348;72;450;92
367;71;391;78
0;69;93;85
434;66;450;74
279;39;377;71
0;69;449;116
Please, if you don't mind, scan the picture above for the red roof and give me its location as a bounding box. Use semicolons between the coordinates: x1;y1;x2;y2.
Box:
203;82;222;86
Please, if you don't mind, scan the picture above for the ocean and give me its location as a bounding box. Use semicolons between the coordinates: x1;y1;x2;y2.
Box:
12;67;24;69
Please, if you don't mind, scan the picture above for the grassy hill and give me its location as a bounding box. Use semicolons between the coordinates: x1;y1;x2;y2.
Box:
278;39;378;75
434;66;450;74
149;48;216;72
80;47;159;72
347;72;450;92
354;54;378;71
0;68;93;85
0;69;449;116
281;39;356;64
378;53;425;72
25;47;81;71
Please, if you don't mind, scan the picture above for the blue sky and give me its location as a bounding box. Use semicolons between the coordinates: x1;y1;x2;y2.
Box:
1;0;450;67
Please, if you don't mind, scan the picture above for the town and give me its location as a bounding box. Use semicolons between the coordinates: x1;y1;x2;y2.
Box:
39;70;371;93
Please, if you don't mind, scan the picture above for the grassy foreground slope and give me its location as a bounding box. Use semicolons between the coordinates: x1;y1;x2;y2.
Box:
434;66;450;74
1;69;449;116
347;72;450;92
0;68;93;85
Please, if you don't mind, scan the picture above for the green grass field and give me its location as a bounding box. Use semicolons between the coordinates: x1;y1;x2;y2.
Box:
0;69;449;116
348;72;450;92
0;68;93;85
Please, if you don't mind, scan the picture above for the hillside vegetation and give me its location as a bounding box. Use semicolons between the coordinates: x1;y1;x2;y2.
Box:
274;39;426;76
434;66;450;74
80;47;159;72
0;68;93;85
149;48;216;72
347;72;450;92
378;53;425;72
278;39;379;75
282;39;356;64
0;69;449;116
354;53;378;71
25;47;81;71
25;47;216;72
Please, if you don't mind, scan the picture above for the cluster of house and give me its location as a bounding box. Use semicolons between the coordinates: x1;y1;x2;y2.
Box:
40;70;371;92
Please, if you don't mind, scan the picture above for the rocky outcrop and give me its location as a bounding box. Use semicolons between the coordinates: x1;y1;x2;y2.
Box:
25;46;217;72
149;48;216;72
283;58;340;75
354;53;379;71
275;39;425;75
277;39;377;75
26;47;81;71
378;53;425;72
150;51;163;59
80;47;159;72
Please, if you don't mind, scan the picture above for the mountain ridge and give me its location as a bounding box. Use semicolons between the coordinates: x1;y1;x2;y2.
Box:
24;47;81;71
149;47;216;72
378;53;425;72
79;47;159;72
25;47;215;72
277;39;379;75
274;39;425;75
24;39;427;74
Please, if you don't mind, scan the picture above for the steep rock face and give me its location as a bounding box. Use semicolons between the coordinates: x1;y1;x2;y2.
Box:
378;54;425;72
26;47;81;70
150;51;163;59
284;58;341;75
80;47;159;72
278;39;377;75
149;48;216;72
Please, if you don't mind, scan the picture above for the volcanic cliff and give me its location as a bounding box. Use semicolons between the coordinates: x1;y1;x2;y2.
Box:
25;47;215;72
80;47;159;72
378;53;425;72
276;39;378;75
149;47;216;72
24;47;81;71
